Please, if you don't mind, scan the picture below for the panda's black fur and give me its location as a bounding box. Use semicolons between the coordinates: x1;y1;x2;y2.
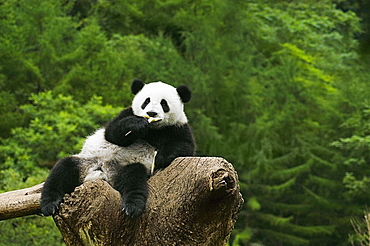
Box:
41;79;195;217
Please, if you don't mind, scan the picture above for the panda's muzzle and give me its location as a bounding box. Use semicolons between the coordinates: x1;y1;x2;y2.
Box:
146;111;158;117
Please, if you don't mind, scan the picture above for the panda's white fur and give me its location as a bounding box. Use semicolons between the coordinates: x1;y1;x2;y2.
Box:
76;128;156;183
132;82;188;126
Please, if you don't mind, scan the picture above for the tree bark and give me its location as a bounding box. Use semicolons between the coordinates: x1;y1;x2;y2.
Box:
0;157;243;245
0;183;43;220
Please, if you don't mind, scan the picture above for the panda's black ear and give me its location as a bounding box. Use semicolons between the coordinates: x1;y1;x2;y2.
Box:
131;79;145;95
176;85;192;103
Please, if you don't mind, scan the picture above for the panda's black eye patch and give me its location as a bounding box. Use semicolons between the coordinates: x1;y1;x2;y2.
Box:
161;99;169;113
141;97;150;109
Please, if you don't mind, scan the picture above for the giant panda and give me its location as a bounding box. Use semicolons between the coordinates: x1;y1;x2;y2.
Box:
40;79;195;217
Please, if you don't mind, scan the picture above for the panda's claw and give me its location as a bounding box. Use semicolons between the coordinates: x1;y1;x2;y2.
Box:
41;201;59;216
122;203;144;217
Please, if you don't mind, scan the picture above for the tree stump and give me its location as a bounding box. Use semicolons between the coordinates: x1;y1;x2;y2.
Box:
0;157;243;245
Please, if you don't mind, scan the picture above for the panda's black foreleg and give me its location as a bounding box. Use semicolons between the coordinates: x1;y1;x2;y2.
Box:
113;163;149;217
41;156;81;216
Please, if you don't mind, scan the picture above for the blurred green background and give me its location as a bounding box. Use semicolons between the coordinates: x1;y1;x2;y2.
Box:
0;0;370;245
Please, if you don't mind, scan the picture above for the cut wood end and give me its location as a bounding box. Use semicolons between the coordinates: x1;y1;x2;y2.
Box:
209;169;237;195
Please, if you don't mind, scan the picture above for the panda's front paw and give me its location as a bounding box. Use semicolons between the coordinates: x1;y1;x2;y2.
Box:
40;200;61;216
122;202;145;217
121;116;149;134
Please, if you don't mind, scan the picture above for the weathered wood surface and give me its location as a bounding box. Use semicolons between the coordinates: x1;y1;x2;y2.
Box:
0;157;244;246
0;183;43;220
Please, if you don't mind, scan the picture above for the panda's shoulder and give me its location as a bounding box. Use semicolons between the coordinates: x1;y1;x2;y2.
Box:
117;106;135;117
78;128;115;157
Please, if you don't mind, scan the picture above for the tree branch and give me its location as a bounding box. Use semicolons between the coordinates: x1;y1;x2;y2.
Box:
0;183;43;220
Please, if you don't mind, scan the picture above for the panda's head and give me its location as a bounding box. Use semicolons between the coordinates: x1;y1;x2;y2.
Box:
131;79;192;127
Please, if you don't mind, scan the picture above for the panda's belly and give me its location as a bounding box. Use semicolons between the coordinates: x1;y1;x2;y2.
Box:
76;128;156;183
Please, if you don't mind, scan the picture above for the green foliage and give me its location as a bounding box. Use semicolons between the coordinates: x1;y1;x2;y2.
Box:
0;92;120;190
188;1;365;245
0;216;64;246
331;106;370;203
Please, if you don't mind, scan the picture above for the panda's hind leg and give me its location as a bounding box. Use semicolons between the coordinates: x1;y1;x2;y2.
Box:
41;156;81;216
113;163;149;217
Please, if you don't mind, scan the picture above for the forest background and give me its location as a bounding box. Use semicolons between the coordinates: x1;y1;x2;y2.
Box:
0;0;369;245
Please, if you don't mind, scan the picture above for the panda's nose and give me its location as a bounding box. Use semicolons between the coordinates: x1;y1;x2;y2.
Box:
147;111;158;117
